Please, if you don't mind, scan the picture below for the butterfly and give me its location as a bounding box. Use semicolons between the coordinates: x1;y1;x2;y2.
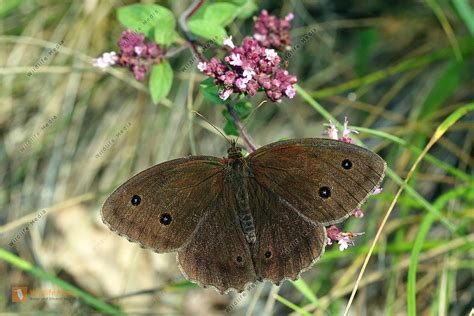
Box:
101;138;386;294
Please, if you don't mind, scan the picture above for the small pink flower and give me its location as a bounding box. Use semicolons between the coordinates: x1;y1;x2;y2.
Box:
242;69;255;81
265;48;278;61
228;53;243;66
235;77;247;90
371;186;383;195
341;117;359;144
134;46;143;55
326;226;364;251
338;237;353;251
353;208;364;218
326;225;341;240
326;237;333;246
254;33;265;42
325;121;339;140
197;61;207;72
285;86;296;99
93;51;118;69
223;36;235;49
219;89;233;101
254;10;293;50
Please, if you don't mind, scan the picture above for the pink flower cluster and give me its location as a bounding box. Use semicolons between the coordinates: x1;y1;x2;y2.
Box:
325;117;359;144
198;36;297;102
324;117;383;251
93;30;165;81
116;30;165;80
327;226;364;251
254;10;294;51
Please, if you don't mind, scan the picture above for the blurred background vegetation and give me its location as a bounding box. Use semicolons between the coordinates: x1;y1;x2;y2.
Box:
0;0;473;315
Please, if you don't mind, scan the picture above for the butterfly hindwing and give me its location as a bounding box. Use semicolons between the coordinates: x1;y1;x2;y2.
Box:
177;179;257;293
247;178;327;283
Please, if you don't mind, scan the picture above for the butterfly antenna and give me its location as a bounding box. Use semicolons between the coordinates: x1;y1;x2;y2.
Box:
191;110;233;145
235;100;268;145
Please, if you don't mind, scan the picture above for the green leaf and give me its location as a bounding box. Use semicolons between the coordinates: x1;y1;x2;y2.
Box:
223;120;239;136
117;4;175;37
234;100;252;119
188;19;227;44
232;0;258;19
222;109;239;136
204;3;239;26
153;10;178;46
149;61;173;104
0;0;24;18
188;2;210;20
221;102;251;136
200;78;226;104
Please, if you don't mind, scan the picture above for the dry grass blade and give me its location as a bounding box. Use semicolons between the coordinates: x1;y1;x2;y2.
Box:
343;104;473;315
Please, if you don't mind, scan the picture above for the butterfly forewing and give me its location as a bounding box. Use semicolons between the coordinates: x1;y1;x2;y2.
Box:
248;138;386;226
101;156;225;252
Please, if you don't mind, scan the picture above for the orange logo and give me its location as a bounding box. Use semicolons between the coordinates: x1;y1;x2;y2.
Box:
12;287;28;303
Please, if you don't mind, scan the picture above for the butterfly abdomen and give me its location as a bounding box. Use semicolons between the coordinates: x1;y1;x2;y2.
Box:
230;158;257;245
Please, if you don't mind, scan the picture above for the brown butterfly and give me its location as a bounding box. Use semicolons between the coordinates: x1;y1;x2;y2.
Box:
101;138;385;294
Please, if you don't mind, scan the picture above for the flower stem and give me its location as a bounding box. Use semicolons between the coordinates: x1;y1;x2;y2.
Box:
178;0;206;61
226;102;257;153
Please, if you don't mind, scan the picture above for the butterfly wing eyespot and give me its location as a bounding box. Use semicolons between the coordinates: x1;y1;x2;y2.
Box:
131;195;141;206
159;213;172;225
101;156;225;253
341;159;353;169
318;186;331;198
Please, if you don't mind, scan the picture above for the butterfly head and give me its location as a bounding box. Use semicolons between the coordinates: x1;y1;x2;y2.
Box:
227;140;243;159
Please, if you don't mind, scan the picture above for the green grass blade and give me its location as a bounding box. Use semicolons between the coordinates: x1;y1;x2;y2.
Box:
274;294;312;316
353;126;470;182
425;0;462;60
295;84;336;122
452;0;474;34
0;248;124;315
434;103;474;137
291;279;319;306
310;39;474;98
407;186;470;316
418;61;463;118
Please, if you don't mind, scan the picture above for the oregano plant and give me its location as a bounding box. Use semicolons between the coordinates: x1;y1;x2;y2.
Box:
93;1;381;250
